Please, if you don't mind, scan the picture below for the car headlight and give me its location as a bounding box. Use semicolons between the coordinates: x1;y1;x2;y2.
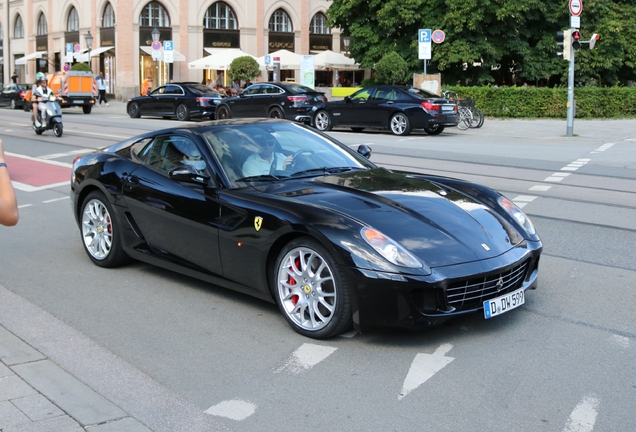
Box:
361;227;422;268
498;196;536;235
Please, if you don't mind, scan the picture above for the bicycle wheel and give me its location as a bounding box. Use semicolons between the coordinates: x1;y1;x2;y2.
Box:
470;108;484;128
457;107;472;130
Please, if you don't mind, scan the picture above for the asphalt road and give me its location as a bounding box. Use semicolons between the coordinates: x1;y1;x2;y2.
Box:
1;104;635;431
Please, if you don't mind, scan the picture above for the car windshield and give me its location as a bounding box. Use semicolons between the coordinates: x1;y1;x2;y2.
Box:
202;122;374;187
406;87;440;99
284;84;320;94
187;84;221;96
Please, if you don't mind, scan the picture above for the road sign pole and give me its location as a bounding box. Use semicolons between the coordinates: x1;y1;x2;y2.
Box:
566;31;575;137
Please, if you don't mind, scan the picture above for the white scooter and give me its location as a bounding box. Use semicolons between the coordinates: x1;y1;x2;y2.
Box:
32;95;63;137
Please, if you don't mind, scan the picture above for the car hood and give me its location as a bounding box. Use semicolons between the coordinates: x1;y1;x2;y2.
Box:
261;169;523;268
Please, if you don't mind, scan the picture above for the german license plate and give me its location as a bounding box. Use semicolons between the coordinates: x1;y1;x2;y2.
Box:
442;105;455;111
483;288;525;319
73;100;83;104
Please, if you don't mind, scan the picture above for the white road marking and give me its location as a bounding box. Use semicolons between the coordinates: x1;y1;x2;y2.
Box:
545;176;565;182
398;343;455;400
551;172;571;177
204;399;256;421
6;152;72;167
40;149;94;160
516;202;528;209
512;195;537;203
43;196;70;203
275;343;337;374
12;181;69;192
562;394;600;432
561;166;579;171
612;334;629;348
18;203;33;208
529;185;552;191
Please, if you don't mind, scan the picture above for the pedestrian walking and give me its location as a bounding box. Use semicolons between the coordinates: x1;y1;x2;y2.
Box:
96;72;109;107
11;71;19;84
0;138;19;226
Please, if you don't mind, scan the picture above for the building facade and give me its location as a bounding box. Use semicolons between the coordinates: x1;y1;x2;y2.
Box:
1;0;360;101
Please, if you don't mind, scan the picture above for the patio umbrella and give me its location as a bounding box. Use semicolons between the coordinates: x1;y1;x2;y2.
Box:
313;50;358;70
257;49;302;70
188;49;262;70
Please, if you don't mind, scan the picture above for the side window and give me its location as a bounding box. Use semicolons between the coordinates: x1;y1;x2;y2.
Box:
138;135;207;175
243;85;261;96
372;90;386;101
386;90;400;101
351;89;372;101
164;85;183;95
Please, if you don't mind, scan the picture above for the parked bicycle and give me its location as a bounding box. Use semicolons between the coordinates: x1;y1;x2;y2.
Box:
442;91;485;130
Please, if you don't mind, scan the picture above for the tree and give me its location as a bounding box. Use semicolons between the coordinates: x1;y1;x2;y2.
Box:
374;52;409;84
228;56;261;82
327;0;636;86
71;63;92;72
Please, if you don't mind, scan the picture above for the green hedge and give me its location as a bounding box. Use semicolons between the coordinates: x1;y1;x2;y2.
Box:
443;86;636;119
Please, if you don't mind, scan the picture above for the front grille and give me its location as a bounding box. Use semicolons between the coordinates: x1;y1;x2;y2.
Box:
446;261;528;310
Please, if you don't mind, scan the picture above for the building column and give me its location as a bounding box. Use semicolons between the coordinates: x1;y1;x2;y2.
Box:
117;1;135;100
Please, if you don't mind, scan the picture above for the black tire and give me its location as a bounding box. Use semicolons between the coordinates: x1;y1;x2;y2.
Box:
389;112;412;136
273;237;353;339
351;127;365;132
470;108;485;128
175;104;190;121
313;110;332;131
53;122;63;137
35;128;43;135
269;107;283;119
79;191;129;268
83;105;92;114
128;102;141;118
217;106;231;119
424;125;445;135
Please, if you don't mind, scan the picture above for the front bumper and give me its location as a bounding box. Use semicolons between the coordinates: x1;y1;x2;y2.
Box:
346;242;542;330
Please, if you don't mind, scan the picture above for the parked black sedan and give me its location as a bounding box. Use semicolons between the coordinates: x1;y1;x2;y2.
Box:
312;85;459;136
1;83;28;110
126;82;224;121
71;119;541;339
215;82;327;124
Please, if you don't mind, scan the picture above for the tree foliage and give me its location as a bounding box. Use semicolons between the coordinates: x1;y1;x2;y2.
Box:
71;63;92;72
374;51;409;84
229;56;261;82
327;0;636;86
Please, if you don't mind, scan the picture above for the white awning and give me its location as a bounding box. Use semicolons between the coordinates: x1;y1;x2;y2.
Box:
189;49;262;70
140;47;186;62
15;51;47;65
74;47;114;62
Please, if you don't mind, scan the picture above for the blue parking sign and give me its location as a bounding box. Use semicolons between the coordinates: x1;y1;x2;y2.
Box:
66;43;74;54
419;29;431;43
163;40;173;51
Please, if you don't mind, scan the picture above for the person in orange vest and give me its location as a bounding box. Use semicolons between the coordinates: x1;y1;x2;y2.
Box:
141;77;152;96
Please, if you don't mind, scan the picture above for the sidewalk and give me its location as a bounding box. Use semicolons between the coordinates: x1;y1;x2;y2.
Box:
0;285;230;432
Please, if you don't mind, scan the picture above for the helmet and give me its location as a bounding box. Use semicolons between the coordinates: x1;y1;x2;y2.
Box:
35;72;46;82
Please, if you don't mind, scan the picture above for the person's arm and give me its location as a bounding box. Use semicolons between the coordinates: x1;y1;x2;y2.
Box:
0;139;19;226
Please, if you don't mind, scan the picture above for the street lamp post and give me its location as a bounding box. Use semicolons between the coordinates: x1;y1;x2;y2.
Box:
151;27;160;85
85;30;93;66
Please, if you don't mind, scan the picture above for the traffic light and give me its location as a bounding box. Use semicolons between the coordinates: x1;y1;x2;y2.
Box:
572;30;581;50
556;30;571;61
589;33;600;50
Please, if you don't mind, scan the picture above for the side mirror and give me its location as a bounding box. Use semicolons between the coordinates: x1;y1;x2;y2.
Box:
168;165;210;184
344;96;351;102
357;144;372;159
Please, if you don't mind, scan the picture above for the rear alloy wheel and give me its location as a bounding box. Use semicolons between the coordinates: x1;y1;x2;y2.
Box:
314;110;332;131
53;122;63;137
390;112;412;136
216;106;230;119
80;191;129;268
128;102;141;118
269;107;283;119
424;125;444;135
274;238;352;339
175;104;190;121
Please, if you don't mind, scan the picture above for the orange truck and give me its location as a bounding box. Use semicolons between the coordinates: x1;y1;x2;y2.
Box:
24;71;97;114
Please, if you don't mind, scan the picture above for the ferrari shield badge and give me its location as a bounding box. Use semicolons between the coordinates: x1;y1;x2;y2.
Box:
254;216;263;231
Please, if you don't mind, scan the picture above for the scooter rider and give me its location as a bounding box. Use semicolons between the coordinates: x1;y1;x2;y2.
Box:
32;73;53;128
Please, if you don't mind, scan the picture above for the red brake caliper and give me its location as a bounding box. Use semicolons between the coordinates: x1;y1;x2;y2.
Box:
107;216;112;233
289;256;300;305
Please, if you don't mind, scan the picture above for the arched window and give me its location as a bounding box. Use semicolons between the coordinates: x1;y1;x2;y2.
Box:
103;3;115;28
37;13;48;36
269;9;292;33
310;12;329;34
140;1;170;27
14;15;24;39
204;2;237;30
67;7;79;32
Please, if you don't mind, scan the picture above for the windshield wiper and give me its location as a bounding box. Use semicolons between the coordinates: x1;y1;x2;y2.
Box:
235;174;284;182
290;166;365;178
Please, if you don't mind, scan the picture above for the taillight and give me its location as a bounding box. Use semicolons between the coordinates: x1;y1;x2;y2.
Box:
196;97;209;104
72;156;81;165
18;91;24;98
287;95;308;104
421;101;441;111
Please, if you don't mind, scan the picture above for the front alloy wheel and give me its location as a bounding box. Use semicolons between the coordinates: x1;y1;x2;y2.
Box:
275;238;352;338
314;110;332;131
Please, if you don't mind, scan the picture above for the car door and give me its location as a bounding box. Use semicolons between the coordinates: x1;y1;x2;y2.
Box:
159;84;183;115
122;133;223;275
335;87;376;126
140;86;165;115
227;84;263;117
371;87;402;127
0;84;14;107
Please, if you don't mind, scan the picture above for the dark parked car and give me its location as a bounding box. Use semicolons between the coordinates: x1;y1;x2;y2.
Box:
312;85;459;136
215;82;327;124
126;82;224;121
1;83;29;110
71;119;541;339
